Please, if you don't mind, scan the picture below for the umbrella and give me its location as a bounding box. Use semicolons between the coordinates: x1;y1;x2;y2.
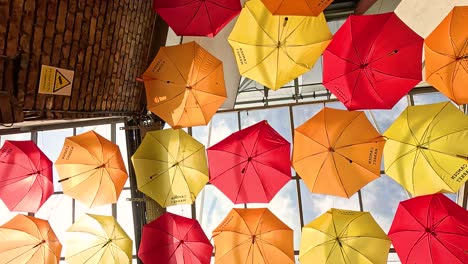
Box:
153;0;241;37
228;0;332;90
261;0;333;16
0;214;62;264
65;214;132;264
212;208;294;264
389;193;468;264
142;41;227;128
138;212;213;264
383;102;468;195
55;130;128;208
131;129;209;208
0;140;53;213
425;6;468;105
207;120;291;204
323;12;423;110
292;107;386;198
299;208;391;264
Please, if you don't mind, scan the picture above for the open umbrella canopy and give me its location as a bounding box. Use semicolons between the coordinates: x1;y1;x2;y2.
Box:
425;6;468;105
213;208;294;264
292;107;385;198
228;0;332;90
131;129;209;208
142;41;227;128
0;140;53;213
153;0;241;37
389;193;468;264
299;208;391;264
138;212;213;264
323;12;423;110
55;131;128;208
384;102;468;195
65;214;132;264
0;214;62;264
261;0;333;16
207;120;291;204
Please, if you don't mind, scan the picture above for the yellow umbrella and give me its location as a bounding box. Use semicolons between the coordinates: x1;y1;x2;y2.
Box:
384;102;468;195
299;208;391;264
65;214;132;264
131;129;208;208
228;0;332;90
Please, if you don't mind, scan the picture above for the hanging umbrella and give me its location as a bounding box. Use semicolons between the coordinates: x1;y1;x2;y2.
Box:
0;140;53;213
389;193;468;264
261;0;333;16
153;0;241;37
65;214;132;264
292;107;386;198
55;130;128;208
142;41;227;128
383;102;468;195
207;120;291;204
323;12;423;110
425;6;468;105
299;208;391;264
138;212;213;264
212;208;294;264
228;0;332;90
131;129;209;208
0;214;62;264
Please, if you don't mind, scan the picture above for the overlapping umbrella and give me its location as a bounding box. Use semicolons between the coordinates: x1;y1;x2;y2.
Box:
207;120;291;204
261;0;334;16
292;107;386;197
389;193;468;264
425;6;468;105
153;0;241;37
323;12;423;110
0;140;53;213
0;215;62;264
213;208;294;264
299;208;391;264
384;102;468;195
228;0;332;90
131;129;209;208
138;212;213;264
65;214;132;264
142;41;227;128
55;131;128;208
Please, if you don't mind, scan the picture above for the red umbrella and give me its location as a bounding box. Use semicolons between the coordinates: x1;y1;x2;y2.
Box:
323;12;423;110
388;193;468;264
138;212;213;264
207;120;291;204
153;0;241;37
0;140;53;213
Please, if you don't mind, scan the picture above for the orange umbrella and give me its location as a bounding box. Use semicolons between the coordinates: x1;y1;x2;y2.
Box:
261;0;333;16
141;41;227;128
425;6;468;105
212;208;294;264
292;107;386;198
0;214;62;264
55;130;128;208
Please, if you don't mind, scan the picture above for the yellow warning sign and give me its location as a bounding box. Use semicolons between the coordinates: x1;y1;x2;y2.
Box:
38;65;74;95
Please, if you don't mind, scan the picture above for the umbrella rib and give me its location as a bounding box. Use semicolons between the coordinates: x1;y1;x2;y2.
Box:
202;2;215;37
253;143;289;158
245;4;277;44
4;244;42;264
337;213;368;238
433;232;468;263
179;2;204;39
401;232;427;264
66;139;102;165
418;103;448;144
255;237;294;261
341;240;379;264
210;161;246;181
243;242;253;264
147;134;177;163
417;149;457;192
362;14;392;63
215;239;252;262
66;241;109;261
163;167;185;206
330;112;361;149
365;67;422;81
367;39;422;65
330;153;350;197
206;0;240;11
